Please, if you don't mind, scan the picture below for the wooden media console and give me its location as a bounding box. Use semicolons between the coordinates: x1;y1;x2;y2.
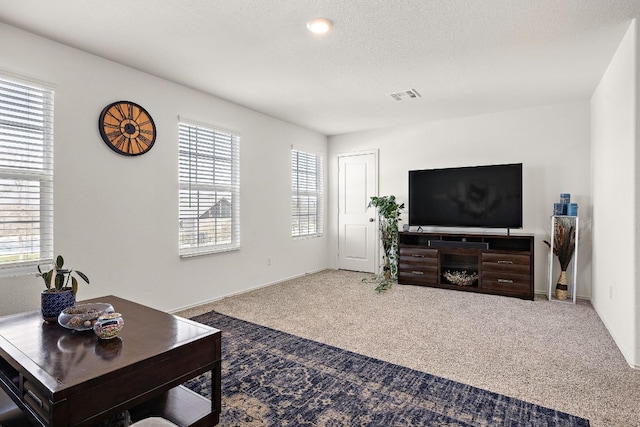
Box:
398;231;534;300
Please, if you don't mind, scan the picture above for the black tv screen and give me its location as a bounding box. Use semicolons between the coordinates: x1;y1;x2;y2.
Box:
409;163;523;228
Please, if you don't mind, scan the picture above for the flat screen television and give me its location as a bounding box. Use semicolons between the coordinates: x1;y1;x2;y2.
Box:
408;163;523;229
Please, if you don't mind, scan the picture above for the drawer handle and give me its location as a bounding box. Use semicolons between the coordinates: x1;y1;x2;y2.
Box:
497;279;514;283
26;389;43;408
497;260;513;264
411;254;425;258
411;271;424;275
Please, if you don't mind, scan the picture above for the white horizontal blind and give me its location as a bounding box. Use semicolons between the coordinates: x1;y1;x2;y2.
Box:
291;149;323;238
0;75;54;276
178;121;240;256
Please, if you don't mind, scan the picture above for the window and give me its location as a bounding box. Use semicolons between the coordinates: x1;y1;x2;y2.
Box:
178;121;240;256
0;75;54;277
291;149;323;238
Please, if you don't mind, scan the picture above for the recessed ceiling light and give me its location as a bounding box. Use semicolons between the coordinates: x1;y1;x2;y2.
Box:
307;18;333;34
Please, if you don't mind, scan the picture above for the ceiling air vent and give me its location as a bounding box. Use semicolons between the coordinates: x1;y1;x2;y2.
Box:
388;89;421;101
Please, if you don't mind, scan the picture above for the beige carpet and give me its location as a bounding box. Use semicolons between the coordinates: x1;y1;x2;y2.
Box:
177;269;640;427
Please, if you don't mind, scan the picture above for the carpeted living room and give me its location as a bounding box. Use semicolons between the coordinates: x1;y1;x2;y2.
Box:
177;270;640;426
0;1;640;426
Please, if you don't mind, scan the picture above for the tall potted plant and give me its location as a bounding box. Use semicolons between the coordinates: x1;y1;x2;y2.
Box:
368;195;405;292
37;255;90;322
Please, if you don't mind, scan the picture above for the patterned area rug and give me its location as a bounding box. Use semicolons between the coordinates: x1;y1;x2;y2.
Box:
185;311;589;427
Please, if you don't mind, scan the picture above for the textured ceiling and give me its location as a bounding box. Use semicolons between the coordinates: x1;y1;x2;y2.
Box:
1;0;639;136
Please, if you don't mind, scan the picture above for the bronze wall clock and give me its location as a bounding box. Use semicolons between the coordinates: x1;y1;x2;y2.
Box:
98;101;156;156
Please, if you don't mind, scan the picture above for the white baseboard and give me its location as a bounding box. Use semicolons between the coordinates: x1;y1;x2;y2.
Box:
534;289;591;302
169;268;331;314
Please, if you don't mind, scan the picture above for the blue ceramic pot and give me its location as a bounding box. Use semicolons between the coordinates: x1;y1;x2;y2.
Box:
41;290;76;323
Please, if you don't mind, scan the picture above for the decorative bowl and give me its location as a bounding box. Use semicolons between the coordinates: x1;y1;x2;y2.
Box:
58;303;115;331
93;312;124;339
443;270;478;286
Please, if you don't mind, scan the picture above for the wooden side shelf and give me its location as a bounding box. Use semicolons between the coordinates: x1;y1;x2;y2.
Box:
398;231;534;300
129;385;217;426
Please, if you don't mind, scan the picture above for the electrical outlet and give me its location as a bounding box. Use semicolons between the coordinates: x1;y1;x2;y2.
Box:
267;257;272;266
609;285;613;299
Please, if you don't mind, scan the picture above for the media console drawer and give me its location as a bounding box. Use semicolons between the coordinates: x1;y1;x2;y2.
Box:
481;271;531;294
398;267;437;285
482;252;531;276
399;247;437;261
482;252;530;266
398;246;438;285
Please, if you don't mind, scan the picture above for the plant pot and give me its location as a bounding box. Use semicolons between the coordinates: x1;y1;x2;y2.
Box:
41;289;76;323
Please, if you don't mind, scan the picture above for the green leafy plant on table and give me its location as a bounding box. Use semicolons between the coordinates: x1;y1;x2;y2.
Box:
37;255;90;296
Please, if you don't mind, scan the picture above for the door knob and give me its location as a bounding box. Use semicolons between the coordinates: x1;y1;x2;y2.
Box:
369;218;375;222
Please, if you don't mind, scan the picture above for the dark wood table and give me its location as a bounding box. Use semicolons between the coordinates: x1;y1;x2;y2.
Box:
0;296;221;426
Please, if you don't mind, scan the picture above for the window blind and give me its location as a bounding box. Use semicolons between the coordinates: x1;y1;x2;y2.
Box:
291;149;323;238
178;121;240;256
0;75;54;276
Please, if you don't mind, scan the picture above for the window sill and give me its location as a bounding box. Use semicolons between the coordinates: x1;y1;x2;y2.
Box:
292;234;323;240
179;246;240;258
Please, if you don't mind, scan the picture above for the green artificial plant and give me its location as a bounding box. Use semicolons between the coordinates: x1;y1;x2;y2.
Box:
37;255;90;296
368;195;405;292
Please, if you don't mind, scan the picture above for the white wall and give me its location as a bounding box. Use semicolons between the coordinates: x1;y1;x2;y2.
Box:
328;102;592;297
591;19;638;367
0;23;328;314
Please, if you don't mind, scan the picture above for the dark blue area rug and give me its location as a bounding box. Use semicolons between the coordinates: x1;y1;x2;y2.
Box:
185;311;589;426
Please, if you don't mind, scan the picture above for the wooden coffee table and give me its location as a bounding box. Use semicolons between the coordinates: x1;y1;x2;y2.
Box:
0;296;221;426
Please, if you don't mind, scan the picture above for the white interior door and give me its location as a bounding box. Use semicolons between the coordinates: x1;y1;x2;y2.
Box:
338;151;378;273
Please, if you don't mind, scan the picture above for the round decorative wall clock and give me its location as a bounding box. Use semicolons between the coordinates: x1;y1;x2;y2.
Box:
98;101;156;156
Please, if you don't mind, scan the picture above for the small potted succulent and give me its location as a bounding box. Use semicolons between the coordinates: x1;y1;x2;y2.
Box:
37;255;90;322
